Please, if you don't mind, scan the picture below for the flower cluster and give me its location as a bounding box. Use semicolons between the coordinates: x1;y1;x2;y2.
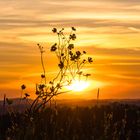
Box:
69;34;76;40
19;27;93;113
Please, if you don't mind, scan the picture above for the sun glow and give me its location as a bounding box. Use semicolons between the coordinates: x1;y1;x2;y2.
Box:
66;80;90;92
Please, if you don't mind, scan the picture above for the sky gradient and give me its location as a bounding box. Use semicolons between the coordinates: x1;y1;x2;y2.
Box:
0;0;140;99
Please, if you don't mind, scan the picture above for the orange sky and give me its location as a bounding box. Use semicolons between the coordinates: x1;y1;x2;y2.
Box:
0;0;140;99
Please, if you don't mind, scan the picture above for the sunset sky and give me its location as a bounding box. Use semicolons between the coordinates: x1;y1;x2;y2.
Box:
0;0;140;99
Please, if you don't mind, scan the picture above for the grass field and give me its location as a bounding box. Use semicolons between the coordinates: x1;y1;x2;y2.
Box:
0;101;140;140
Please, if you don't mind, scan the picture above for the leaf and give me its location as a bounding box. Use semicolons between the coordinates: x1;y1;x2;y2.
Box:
77;71;83;75
51;43;57;51
25;93;30;97
88;57;93;63
84;74;91;77
58;61;64;69
83;51;86;54
72;27;76;31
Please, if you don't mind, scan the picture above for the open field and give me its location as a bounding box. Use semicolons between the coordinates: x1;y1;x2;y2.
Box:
0;100;140;140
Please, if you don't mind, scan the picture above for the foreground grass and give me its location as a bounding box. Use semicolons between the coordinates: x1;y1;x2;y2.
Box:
0;103;140;140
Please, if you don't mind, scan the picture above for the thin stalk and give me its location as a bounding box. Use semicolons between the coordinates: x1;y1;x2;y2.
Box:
40;52;46;84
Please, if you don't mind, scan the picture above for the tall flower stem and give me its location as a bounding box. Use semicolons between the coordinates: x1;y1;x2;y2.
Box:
37;44;46;84
40;51;46;84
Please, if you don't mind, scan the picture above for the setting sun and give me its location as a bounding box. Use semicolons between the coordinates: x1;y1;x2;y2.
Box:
66;80;90;92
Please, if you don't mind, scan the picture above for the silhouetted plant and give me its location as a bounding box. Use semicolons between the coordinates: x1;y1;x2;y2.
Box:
6;98;13;105
26;27;93;115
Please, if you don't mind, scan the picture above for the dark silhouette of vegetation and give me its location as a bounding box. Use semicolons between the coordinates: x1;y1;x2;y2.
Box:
25;27;93;115
0;103;140;140
4;27;93;115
